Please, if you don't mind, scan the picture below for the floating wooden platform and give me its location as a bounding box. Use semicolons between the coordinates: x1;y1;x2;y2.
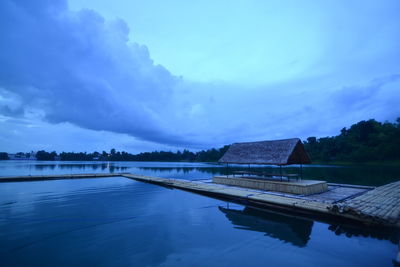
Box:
0;173;399;229
213;175;327;195
121;174;399;228
331;181;400;226
0;173;128;182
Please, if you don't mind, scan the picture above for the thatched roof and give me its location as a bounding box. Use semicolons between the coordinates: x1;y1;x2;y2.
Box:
218;138;311;165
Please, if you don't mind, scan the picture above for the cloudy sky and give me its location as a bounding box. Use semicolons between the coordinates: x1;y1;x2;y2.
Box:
0;0;399;153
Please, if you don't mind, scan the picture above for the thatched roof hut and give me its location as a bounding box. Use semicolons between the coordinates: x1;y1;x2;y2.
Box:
218;138;311;165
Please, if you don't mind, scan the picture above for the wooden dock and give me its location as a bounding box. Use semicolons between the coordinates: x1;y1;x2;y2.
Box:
331;181;400;226
1;172;399;229
121;174;400;228
0;173;128;182
119;174;400;228
213;175;328;195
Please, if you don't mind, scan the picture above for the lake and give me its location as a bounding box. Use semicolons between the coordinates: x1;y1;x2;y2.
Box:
0;161;399;266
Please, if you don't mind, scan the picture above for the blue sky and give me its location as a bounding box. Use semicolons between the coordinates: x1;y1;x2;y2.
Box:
0;0;399;153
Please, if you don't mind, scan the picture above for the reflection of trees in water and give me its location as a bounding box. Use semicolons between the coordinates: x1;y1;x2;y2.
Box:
328;224;399;244
138;167;221;175
20;163;400;186
219;206;313;247
302;166;400;186
138;165;400;186
33;164;128;172
34;164;56;170
108;165;128;173
137;166;296;175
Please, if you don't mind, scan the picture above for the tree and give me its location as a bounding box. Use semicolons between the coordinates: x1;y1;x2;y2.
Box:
303;118;400;162
36;150;57;161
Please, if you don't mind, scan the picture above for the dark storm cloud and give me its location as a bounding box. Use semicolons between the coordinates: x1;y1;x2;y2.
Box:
0;0;189;145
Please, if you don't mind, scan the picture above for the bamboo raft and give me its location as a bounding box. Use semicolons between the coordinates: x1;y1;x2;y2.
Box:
331;181;400;226
1;173;399;229
121;174;400;228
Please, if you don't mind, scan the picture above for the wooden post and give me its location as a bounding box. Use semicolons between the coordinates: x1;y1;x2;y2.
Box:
299;156;303;181
226;163;229;178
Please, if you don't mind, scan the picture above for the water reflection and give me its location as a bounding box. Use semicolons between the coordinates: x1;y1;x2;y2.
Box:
1;161;399;186
328;224;399;244
0;178;173;267
219;204;400;250
219;206;313;247
139;164;400;186
31;163;128;172
0;174;397;266
138;166;221;175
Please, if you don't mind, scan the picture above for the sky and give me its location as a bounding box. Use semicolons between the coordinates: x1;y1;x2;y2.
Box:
0;0;399;153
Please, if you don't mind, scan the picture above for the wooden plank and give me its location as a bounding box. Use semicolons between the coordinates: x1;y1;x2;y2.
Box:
337;180;400;225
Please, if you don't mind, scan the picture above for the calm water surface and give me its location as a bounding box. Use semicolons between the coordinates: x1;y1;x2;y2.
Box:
0;161;399;266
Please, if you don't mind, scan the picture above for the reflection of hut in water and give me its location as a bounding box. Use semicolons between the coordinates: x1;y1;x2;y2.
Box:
219;206;313;247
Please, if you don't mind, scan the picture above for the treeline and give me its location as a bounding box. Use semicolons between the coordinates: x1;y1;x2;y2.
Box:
129;147;229;162
1;118;399;163
303;118;400;162
9;146;230;162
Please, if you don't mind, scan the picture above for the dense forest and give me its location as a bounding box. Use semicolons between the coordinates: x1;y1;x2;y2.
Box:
1;118;399;163
303;118;400;162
